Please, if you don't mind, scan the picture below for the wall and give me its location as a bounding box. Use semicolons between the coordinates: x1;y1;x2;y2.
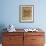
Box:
0;0;39;29
0;0;46;29
0;0;45;29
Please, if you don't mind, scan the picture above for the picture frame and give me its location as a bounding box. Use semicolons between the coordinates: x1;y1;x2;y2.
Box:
19;5;34;23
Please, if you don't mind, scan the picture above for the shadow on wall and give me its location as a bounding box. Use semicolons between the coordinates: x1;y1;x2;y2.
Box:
0;24;7;43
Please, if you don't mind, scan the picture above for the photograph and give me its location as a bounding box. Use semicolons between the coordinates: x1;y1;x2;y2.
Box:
0;0;45;46
19;5;34;22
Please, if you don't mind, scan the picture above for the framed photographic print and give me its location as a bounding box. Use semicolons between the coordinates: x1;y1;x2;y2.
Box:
19;5;34;23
